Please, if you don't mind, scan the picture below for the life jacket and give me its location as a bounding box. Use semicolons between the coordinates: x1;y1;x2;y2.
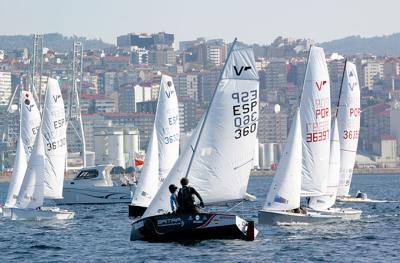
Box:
177;186;195;209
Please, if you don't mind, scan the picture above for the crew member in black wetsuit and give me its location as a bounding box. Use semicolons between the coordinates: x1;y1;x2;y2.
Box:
176;177;204;214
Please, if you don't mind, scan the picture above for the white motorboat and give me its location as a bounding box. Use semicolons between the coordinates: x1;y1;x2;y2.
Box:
55;165;135;205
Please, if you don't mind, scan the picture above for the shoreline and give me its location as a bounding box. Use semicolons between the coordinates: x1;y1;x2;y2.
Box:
0;168;399;183
250;167;400;176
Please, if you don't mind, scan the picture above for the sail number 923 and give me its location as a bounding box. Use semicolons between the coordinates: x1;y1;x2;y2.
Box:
232;90;258;139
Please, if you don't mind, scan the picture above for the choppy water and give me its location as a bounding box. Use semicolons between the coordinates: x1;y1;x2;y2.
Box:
0;174;399;263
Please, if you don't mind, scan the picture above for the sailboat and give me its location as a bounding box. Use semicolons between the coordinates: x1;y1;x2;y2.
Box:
130;40;259;241
1;90;41;217
334;62;368;203
129;75;180;217
10;78;74;220
259;46;340;225
306;61;362;218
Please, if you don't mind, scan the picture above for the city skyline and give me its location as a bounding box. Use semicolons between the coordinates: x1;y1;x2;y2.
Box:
1;0;399;45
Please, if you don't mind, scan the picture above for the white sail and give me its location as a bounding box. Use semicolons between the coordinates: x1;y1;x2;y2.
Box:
42;78;67;199
155;75;180;183
131;75;180;208
15;130;45;209
263;109;302;211
308;117;340;210
337;62;360;196
5;91;41;207
144;44;259;217
131;128;159;207
300;46;331;197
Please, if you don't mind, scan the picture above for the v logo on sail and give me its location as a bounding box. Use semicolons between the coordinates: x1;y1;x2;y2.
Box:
234;66;252;76
53;95;62;103
25;104;34;112
315;80;327;91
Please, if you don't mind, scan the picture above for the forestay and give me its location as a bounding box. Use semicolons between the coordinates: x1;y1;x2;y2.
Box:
131;75;179;208
300;46;331;197
337;62;360;197
308;117;340;210
144;43;259;217
263;110;302;211
5;91;41;207
42;78;67;199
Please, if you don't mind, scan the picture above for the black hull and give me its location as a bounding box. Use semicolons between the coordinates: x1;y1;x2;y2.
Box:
128;205;147;218
130;213;256;242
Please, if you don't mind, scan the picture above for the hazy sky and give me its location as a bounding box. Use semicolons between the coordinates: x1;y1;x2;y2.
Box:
1;0;399;46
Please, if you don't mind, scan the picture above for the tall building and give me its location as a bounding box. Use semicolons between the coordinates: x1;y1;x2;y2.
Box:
148;48;176;65
197;69;221;103
0;71;12;106
173;73;198;101
359;61;384;89
117;32;174;49
263;59;288;91
118;84;152;112
206;44;227;67
257;104;288;145
178;97;197;132
131;47;149;65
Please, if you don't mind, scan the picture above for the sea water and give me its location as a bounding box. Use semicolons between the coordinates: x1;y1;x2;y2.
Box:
0;174;399;262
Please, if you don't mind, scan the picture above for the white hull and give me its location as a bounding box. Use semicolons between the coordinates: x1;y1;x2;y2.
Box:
10;207;75;221
336;196;391;203
1;207;11;218
258;210;341;225
312;207;362;220
55;185;135;205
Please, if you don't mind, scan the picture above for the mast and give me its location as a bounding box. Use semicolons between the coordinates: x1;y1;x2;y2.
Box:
336;59;347;117
298;45;313;104
67;42;86;166
184;38;237;178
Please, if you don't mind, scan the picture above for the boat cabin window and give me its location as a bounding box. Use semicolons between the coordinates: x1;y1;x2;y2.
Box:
75;169;99;180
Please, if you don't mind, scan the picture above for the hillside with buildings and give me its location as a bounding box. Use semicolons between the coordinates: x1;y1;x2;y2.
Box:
0;33;113;52
320;33;400;55
1;33;400;170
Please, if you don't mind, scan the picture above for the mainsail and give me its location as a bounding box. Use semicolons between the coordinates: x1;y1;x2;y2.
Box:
42;78;68;199
263;109;302;211
5;91;41;207
308;117;340;210
300;46;331;197
144;42;259;217
131;75;180;208
337;62;360;196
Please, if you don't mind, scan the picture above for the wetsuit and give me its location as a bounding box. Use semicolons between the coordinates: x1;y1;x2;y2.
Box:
176;186;203;214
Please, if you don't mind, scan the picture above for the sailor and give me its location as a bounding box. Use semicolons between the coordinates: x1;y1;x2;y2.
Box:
169;184;178;213
176;177;204;214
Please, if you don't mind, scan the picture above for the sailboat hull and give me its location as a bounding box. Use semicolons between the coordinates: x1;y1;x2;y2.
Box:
10;207;75;221
336;196;389;203
258;210;340;225
315;207;362;220
128;204;147;218
130;213;257;242
54;186;134;205
1;207;11;218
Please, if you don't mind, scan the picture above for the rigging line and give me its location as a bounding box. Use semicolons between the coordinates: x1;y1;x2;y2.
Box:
225;199;245;212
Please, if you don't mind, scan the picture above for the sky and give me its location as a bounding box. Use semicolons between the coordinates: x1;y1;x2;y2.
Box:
0;0;399;46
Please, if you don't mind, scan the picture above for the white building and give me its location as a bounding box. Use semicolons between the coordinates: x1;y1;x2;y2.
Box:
0;71;12;106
